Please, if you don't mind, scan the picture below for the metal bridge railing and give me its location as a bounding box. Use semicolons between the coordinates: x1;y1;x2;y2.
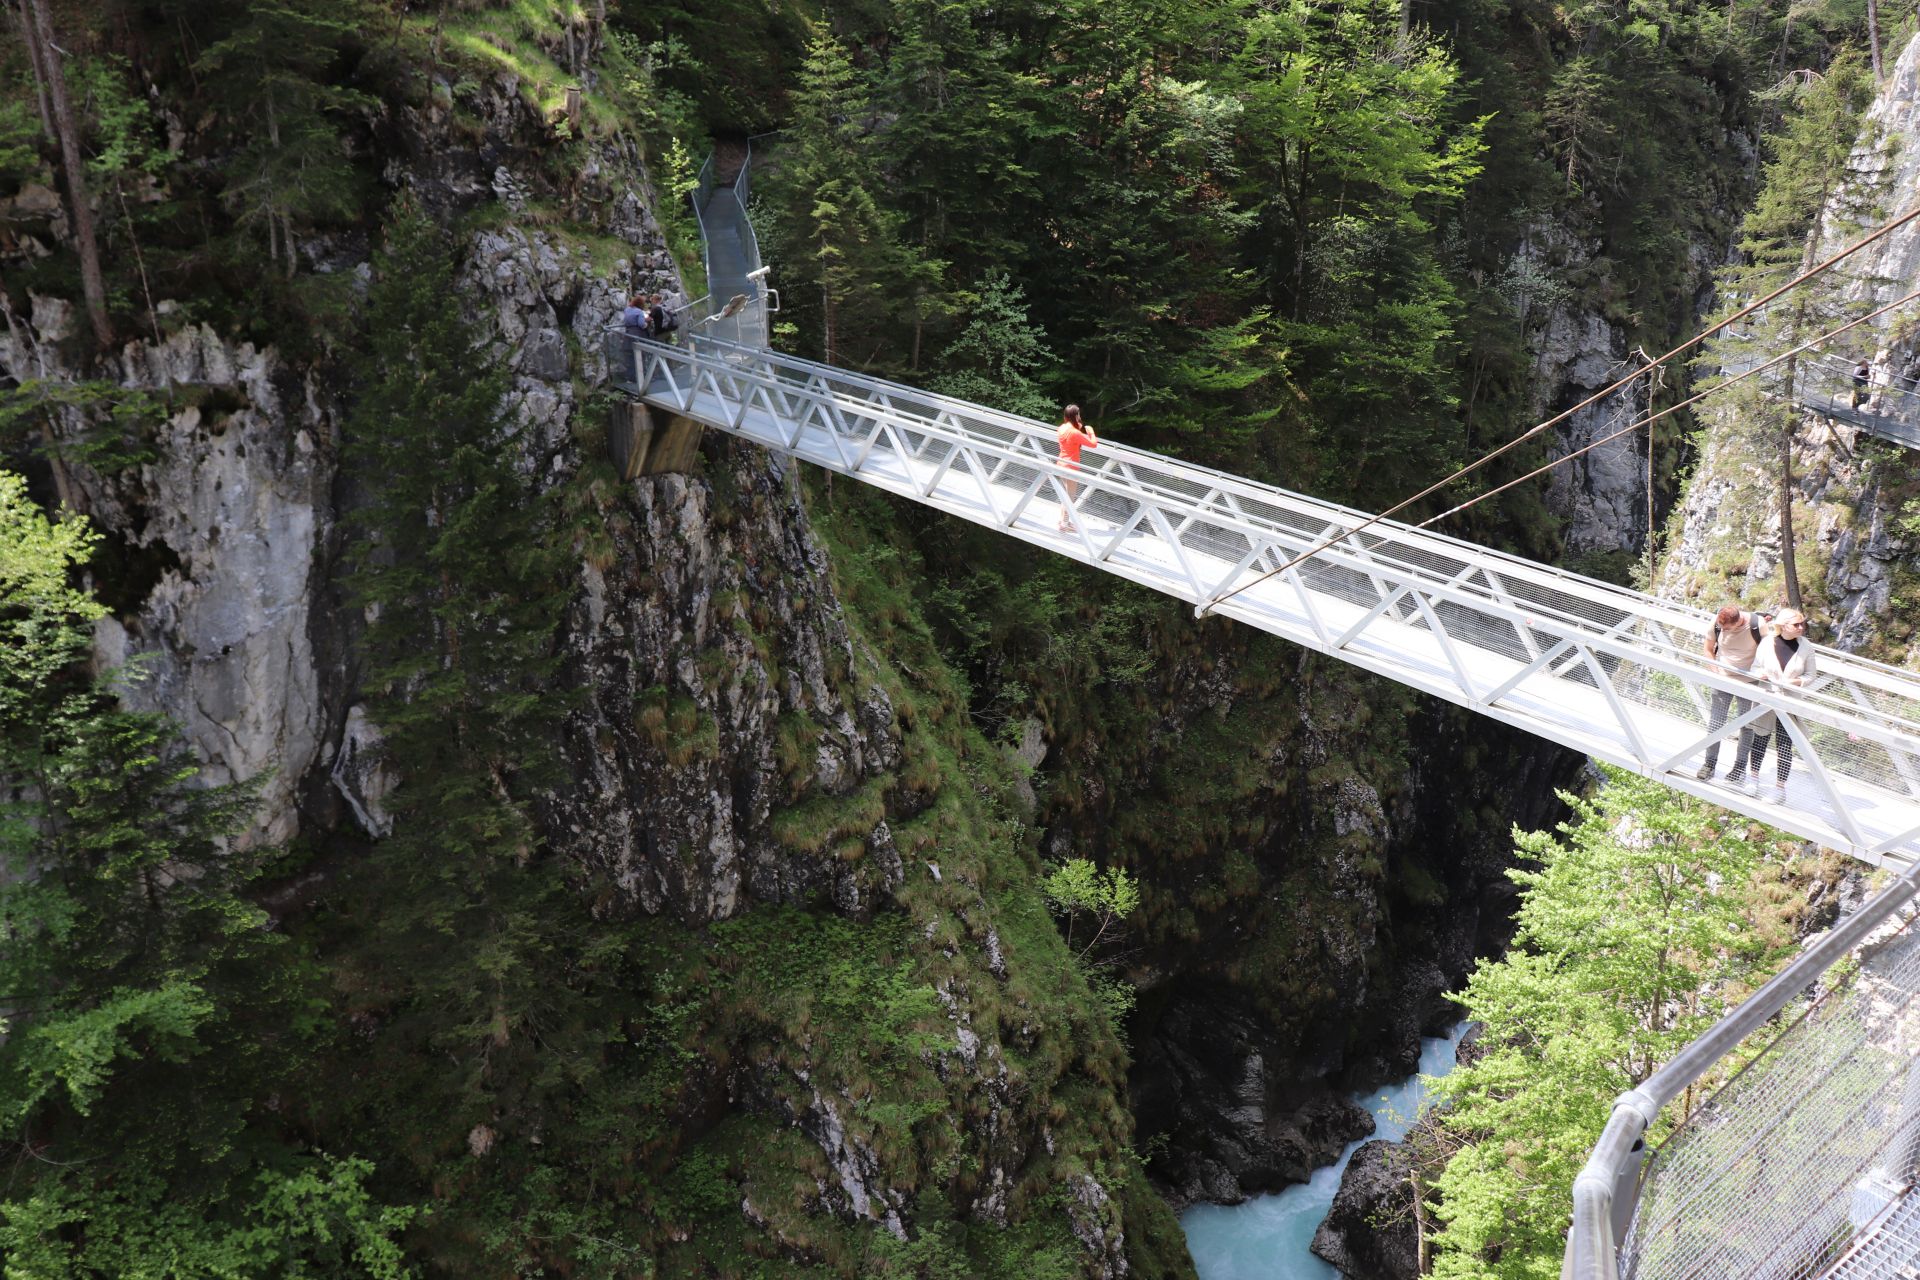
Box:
1715;346;1920;450
604;328;1920;867
1566;862;1920;1280
683;143;771;350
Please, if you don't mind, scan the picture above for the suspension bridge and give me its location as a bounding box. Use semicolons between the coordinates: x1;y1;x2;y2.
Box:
615;142;1920;1280
612;144;1920;873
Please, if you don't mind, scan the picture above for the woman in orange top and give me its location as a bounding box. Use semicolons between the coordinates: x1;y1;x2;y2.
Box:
1056;404;1098;531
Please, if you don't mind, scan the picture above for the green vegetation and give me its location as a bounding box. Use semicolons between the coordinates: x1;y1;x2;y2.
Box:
1428;767;1803;1278
1;0;1908;1275
0;469;415;1271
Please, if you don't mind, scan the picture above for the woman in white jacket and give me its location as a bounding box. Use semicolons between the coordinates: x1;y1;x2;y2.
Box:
1737;608;1817;804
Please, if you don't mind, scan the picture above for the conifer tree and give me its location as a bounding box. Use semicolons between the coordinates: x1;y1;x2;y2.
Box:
194;0;375;275
1226;0;1484;499
1703;54;1880;609
19;0;110;344
927;268;1059;420
331;201;618;1256
769;30;944;369
877;0;1044;308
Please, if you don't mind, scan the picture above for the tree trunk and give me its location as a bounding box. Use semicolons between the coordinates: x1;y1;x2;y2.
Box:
12;0;54;140
1411;1168;1432;1274
821;284;835;366
1779;410;1802;610
1868;0;1883;80
25;0;112;348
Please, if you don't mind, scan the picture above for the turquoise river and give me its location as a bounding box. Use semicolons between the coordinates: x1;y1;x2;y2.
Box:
1180;1026;1465;1279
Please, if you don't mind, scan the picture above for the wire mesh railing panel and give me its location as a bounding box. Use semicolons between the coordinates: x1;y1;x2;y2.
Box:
1622;924;1920;1280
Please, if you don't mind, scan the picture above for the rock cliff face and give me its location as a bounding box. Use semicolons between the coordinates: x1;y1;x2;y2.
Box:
1534;299;1660;560
1658;33;1920;661
1;68;684;859
1520;164;1752;562
1;38;1163;1277
20;319;330;849
1094;639;1581;1208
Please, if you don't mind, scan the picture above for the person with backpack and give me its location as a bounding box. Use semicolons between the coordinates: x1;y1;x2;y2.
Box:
1697;603;1764;783
648;293;678;339
1736;608;1817;804
1055;404;1099;533
1851;359;1872;409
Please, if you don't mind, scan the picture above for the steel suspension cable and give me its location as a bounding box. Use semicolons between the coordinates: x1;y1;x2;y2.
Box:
1413;286;1920;533
1196;202;1920;616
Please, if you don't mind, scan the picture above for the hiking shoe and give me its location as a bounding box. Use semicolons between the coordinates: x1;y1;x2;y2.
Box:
1773;785;1788;804
1726;767;1746;785
1742;778;1759;798
1695;763;1715;780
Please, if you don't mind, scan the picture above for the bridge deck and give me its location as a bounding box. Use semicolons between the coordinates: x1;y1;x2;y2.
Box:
609;333;1920;867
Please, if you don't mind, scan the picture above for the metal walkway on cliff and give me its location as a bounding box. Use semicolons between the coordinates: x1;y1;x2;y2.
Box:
609;150;1920;872
1730;346;1920;451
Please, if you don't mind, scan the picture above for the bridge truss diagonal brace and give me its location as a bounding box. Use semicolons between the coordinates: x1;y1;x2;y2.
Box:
1582;646;1654;766
1778;713;1871;850
1649;698;1777;776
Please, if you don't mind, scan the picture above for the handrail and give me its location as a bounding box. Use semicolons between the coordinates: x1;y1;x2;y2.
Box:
1564;861;1920;1280
1714;343;1920;441
686;142;769;348
736;138;763;283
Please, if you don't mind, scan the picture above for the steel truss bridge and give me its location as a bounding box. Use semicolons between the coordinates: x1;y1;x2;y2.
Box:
607;326;1920;869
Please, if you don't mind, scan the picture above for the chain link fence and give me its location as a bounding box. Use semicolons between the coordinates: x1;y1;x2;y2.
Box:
1619;910;1920;1280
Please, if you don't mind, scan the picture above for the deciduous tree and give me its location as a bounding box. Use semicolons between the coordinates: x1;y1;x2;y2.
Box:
1429;768;1790;1278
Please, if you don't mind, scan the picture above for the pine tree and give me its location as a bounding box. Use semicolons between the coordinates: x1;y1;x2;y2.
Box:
927;268;1059;420
769;30;944;369
328;201;630;1266
877;0;1045;361
19;0;110;344
194;0;376;276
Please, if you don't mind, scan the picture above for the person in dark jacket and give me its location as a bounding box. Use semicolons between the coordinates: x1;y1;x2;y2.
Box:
649;294;678;338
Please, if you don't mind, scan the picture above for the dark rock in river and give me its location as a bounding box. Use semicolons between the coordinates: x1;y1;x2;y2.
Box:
1311;1139;1421;1280
1135;995;1375;1207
